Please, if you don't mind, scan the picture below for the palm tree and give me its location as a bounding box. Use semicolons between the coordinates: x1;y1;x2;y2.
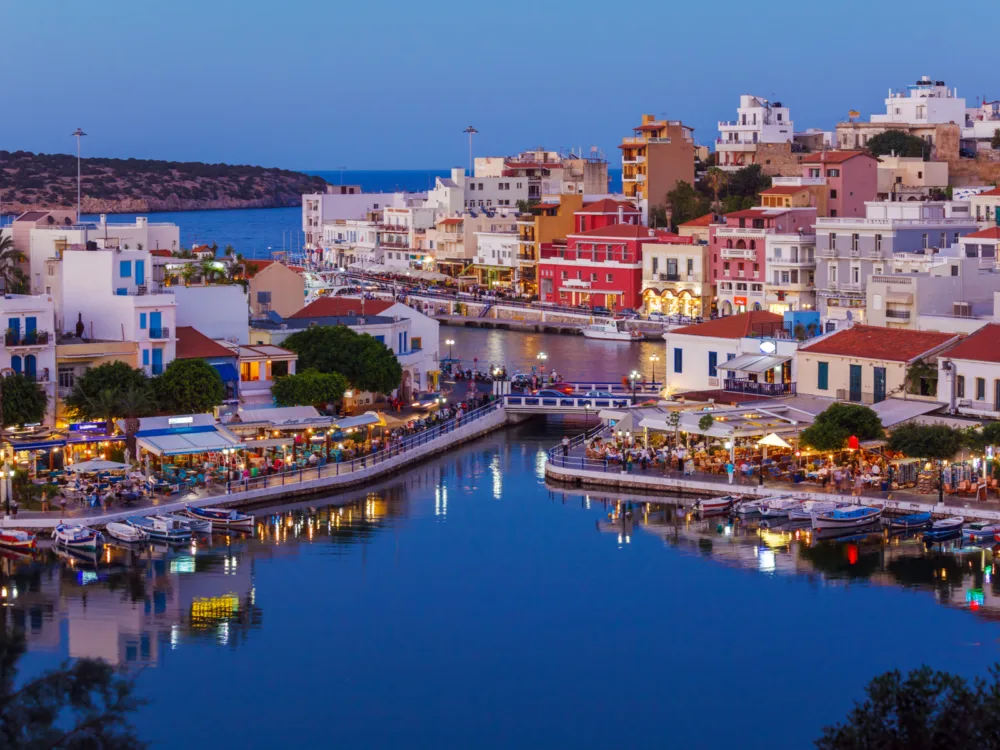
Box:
198;259;215;284
87;388;122;437
0;235;27;294
119;385;155;458
705;167;727;214
224;244;235;257
180;265;197;287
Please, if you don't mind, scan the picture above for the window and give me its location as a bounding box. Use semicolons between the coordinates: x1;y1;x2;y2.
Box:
817;361;829;391
686;258;694;276
830;189;838;199
673;347;683;374
142;349;149;367
940;232;947;248
851;265;860;283
753;263;759;273
809;168;821;178
957;375;965;399
977;377;986;400
851;234;859;251
922;233;929;249
827;169;840;178
830;233;837;250
119;260;132;278
708;351;718;378
271;360;289;377
875;234;882;252
829;263;838;283
951;265;959;277
606;273;613;282
58;366;74;389
139;313;147;330
591;273;597;281
561;271;568;279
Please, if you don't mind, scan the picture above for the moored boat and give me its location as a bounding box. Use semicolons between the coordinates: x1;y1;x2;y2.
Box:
105;522;148;544
925;516;965;539
735;498;768;516
52;524;102;552
582;321;642;342
126;516;192;543
884;512;932;530
811;505;882;532
759;496;803;519
0;529;36;551
184;506;254;532
156;513;212;534
789;501;843;521
961;520;1000;541
694;495;737;512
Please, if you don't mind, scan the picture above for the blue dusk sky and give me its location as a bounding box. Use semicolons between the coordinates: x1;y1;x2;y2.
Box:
5;0;997;171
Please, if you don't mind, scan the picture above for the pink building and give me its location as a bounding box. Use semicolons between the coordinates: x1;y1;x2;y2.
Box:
709;207;816;316
800;151;877;218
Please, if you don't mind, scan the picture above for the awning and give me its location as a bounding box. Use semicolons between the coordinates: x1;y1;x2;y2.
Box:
137;425;241;457
213;363;240;382
333;413;383;429
719;353;790;373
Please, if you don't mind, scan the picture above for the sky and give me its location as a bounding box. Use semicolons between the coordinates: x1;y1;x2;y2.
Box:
4;0;998;171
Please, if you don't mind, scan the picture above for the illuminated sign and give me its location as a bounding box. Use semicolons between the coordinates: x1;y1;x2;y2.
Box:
70;422;107;433
759;340;777;355
168;417;194;426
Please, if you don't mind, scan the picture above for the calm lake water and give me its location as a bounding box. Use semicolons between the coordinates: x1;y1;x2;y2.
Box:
9;418;1000;749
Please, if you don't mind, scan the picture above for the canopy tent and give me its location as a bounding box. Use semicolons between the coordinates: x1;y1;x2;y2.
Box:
333;412;384;429
232;406;332;430
639;403;814;440
719;353;791;373
757;433;792;449
125;414;242;458
67;459;129;473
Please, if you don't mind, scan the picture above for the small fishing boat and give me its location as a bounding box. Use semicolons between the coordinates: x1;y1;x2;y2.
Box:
105;522;148;544
52;524;102;552
925;516;965;539
759;497;803;519
694;495;737;513
789;501;843;521
582;321;643;342
184;506;254;532
961;520;1000;541
811;505;882;532
0;529;36;551
156;513;212;534
126;516;192;543
884;512;932;530
735;498;769;516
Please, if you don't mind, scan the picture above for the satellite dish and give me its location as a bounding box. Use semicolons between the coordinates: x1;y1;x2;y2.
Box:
846;310;853;321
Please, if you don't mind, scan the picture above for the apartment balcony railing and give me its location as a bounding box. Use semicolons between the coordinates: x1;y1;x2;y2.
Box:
5;331;50;347
149;327;170;340
659;272;682;282
885;309;912;319
720;247;757;260
380;241;410;250
837;282;864;292
766;255;814;266
723;378;796;397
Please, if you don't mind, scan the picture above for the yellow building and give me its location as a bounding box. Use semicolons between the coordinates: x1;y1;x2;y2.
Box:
55;340;139;426
620;115;695;204
248;261;306;318
759;184;828;215
515;194;583;295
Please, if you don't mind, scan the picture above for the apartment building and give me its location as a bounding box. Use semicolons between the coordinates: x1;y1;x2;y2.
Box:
641;239;710;318
876;156;949;200
716;95;793;172
302;188;415;249
476;150;609;197
515;194;583;297
619;115;695;204
938;324;1000;418
800;151;878;218
764;234;816;314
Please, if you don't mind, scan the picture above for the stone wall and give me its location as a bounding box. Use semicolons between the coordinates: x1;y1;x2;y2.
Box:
757;143;807;177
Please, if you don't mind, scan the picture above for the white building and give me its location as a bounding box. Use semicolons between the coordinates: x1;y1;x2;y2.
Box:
473;230;520;273
302;189;419;249
377;206;437;270
871;76;966;125
938;323;1000;418
764;234;816;314
171;285;249;345
0;294;58;423
717;95;793;171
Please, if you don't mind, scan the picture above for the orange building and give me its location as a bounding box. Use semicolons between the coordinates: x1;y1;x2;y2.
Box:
619;115;695;206
759;184;828;215
515;194;583;295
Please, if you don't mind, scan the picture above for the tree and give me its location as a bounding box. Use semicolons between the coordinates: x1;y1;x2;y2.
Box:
87;389;123;437
816;663;1000;749
65;362;149;422
666;410;681;446
904;357;937;396
866;130;930;159
887;422;964;462
282;326;403;395
698;413;715;433
0;374;46;428
704;167;727;212
800;403;884;452
0;235;28;294
991;129;1000;150
180;265;196;286
664;181;710;228
153;359;224;414
119;384;157;457
727;164;771;201
648;204;668;229
271;370;348;408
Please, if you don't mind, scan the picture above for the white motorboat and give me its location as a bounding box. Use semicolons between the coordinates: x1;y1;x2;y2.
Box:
52;524;102;552
694;495;737;513
156;513;212;534
811;505;882;531
924;516;965;539
962;521;1000;541
735;498;769;516
582;321;643;342
184;506;255;532
105;522;148;544
759;496;803;518
788;501;843;521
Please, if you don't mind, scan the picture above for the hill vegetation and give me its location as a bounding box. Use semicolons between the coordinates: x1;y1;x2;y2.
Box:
0;150;329;213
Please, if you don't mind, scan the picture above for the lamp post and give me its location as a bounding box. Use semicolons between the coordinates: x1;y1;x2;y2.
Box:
649;353;660;385
462;125;478;177
537;351;547;375
629;369;640;401
445;338;455;360
71;128;87;222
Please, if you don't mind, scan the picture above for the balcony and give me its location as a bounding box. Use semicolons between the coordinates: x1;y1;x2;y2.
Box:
885;309;911;319
659;272;682;282
723;379;796;397
837;282;863;292
720;247;757;260
5;331;50;348
766;255;814;266
149;327;170;340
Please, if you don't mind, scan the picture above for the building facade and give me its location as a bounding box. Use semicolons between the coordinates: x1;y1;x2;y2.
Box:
716;95;793;172
619;115;695;204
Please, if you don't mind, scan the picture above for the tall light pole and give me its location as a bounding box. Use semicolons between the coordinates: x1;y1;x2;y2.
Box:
630;369;640;401
463;126;478;177
537;351;548;376
445;338;455;360
649;353;660;385
71;128;87;222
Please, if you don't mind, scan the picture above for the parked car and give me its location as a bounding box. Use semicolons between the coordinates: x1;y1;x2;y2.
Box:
582;390;615;398
533;389;569;399
959;147;977;159
590;305;612;315
548;382;576;395
411;392;446;409
646;311;668;323
618;308;640;319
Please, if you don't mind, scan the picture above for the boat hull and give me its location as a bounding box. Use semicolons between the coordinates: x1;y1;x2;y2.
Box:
185;507;254;531
812;508;883;531
53;526;102;552
105;523;148;544
582;330;635;341
0;532;36;551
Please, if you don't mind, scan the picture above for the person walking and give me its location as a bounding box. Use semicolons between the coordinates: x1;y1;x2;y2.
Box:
561;435;570;457
725;461;735;485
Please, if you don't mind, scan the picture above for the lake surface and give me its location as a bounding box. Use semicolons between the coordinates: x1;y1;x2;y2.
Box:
9;419;1000;749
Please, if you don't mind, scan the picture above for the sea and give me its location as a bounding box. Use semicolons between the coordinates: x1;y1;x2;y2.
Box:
78;168;624;259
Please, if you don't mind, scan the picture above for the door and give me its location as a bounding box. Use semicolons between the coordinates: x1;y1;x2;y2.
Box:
24;316;36;344
149;311;162;337
135;260;145;286
874;367;886;403
151;348;163;375
849;364;862;402
995;380;1000;412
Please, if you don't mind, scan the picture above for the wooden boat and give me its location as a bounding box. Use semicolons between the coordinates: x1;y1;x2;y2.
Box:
961;521;1000;541
105;522;148;544
184;506;254;531
735;498;769;516
52;524;102;552
788;501;842;522
925;516;964;539
759;497;803;519
694;495;737;512
0;529;37;551
156;513;212;534
884;512;932;530
126;516;192;543
811;505;882;532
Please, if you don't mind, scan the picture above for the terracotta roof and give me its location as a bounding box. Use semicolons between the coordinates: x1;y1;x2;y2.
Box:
617;142;646;150
975;187;1000;197
635;123;665;132
580;198;639;214
15;211;48;222
725;208;779;219
175;326;236;360
245;259;275;272
570;225;689;241
800;150;873;164
680;213;716;227
532;203;561;210
289;297;393;319
965;226;1000;240
440;217;463;225
941;324;1000;363
760;185;811;195
800;325;956;362
671;311;783;339
150;249;172;257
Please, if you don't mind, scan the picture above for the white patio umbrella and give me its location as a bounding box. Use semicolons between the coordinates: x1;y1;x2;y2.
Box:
67;459;128;474
757;433;792;449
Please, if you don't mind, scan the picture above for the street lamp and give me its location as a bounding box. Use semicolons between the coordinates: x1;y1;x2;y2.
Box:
629;369;640;401
649;353;660;384
445;339;455;360
463;125;478;176
71;128;87;222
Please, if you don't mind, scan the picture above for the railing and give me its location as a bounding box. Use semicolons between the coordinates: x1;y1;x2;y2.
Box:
504;395;633;410
723;378;796;397
225;401;503;495
149;327;170;339
5;331;50;347
720;248;757;260
765;255;813;266
885;309;911;319
659;272;682;282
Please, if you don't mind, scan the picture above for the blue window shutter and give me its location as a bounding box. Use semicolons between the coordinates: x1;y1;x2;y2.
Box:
120;260;132;277
10;356;20;374
135;260;145;284
116;288;127;296
142;349;149;366
817;362;829;390
673;347;683;374
139;313;147;330
708;351;717;378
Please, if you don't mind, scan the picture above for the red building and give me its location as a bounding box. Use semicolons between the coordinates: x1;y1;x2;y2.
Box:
539;224;690;310
574;199;641;232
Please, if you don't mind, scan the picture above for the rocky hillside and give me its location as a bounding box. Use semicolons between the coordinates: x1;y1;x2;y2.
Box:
0;150;329;214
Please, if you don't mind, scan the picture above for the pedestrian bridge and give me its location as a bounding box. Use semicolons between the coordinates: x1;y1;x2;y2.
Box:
503;394;634;414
